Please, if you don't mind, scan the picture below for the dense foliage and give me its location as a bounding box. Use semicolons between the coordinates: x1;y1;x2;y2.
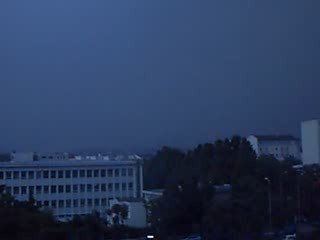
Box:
145;136;320;239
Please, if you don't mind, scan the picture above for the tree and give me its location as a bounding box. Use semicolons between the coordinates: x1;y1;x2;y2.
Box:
110;204;129;225
144;147;185;189
0;153;10;162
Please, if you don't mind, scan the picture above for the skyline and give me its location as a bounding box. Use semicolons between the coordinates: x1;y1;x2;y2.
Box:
1;1;320;152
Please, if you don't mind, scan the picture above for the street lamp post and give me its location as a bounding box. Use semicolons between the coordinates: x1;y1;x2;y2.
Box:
293;165;304;225
279;171;288;200
297;172;303;224
265;177;272;232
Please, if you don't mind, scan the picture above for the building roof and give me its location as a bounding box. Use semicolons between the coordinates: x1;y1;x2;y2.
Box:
115;197;145;203
142;189;164;194
0;159;137;168
252;135;299;141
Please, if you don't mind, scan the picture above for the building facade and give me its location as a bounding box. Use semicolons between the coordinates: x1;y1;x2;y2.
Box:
247;135;301;160
0;153;143;221
301;120;320;165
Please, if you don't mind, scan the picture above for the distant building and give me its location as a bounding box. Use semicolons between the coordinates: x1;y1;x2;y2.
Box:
247;135;301;160
109;198;147;228
0;152;143;221
301;120;320;165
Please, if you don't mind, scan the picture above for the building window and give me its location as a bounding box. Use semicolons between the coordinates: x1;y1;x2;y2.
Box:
66;185;71;193
36;171;42;179
73;199;78;208
6;187;12;194
58;170;64;178
65;170;71;178
58;200;64;208
101;198;107;206
58;185;64;193
94;184;99;192
73;185;78;193
121;168;127;177
108;183;113;191
80;170;85;178
13;187;19;195
94;170;99;178
128;168;133;176
66;200;71;208
51;200;57;208
13;171;19;179
43;171;49;179
87;170;92;178
21;186;27;194
80;199;85;207
128;182;133;190
101;184;106;192
107;169;113;177
44;186;49;194
72;170;78;178
51;186;57;194
36;186;42;194
122;183;127;191
115;183;120;191
44;201;49;207
115;169;119;177
87;199;92;207
0;171;3;179
101;170;106;177
87;184;92;192
28;171;34;179
37;201;42;208
29;186;34;195
6;171;12;179
80;184;85;193
94;198;99;206
50;170;56;178
21;171;27;179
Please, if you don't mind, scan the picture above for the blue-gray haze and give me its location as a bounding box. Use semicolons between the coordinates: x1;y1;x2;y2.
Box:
0;1;319;152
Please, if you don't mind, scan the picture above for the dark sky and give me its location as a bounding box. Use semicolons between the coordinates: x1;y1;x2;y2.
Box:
1;1;320;152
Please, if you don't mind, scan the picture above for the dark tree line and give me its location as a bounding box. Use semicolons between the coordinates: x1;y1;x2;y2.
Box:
144;136;320;239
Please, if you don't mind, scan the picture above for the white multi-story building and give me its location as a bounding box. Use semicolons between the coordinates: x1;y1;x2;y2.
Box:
301;120;320;165
0;152;143;221
247;135;301;160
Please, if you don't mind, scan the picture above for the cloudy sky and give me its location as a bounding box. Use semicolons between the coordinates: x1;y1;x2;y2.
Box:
0;1;319;152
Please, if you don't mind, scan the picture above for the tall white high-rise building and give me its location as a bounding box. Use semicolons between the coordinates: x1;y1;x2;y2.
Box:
301;120;320;165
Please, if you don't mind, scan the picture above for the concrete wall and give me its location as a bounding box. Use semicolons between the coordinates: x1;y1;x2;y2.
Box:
302;120;320;165
125;202;147;228
109;199;147;229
